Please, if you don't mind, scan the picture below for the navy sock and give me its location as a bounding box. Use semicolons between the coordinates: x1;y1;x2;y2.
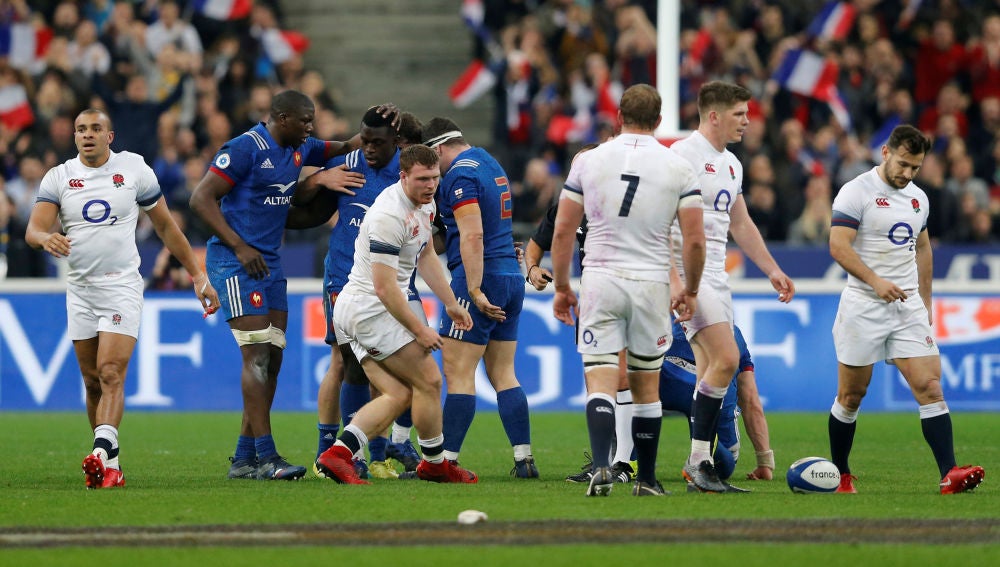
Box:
339;429;363;456
235;435;255;461
690;392;723;443
395;408;413;428
317;423;340;459
369;436;388;462
828;414;857;475
921;413;956;478
442;393;477;453
632;415;661;484
254;434;277;460
340;382;370;426
497;386;531;446
585;395;615;469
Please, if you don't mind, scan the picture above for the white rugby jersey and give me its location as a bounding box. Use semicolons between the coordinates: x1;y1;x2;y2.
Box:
35;151;161;286
669;131;744;277
341;181;436;300
561;133;701;282
832;167;930;297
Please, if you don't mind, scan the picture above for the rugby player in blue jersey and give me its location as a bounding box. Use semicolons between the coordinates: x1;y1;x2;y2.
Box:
422;117;538;478
189;90;394;481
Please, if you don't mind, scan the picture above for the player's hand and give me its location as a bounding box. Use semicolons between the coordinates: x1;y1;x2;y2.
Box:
234;243;269;280
671;291;697;322
470;288;505;322
192;272;221;316
872;277;907;303
415;326;443;352
40;233;71;258
372;103;401;129
746;466;774;481
314;164;364;196
768;269;795;303
552;287;578;326
513;241;525;264
445;302;474;331
527;265;553;291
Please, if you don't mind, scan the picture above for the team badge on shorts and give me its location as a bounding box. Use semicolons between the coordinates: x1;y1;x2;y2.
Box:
112;313;122;326
367;347;381;357
250;291;263;308
657;335;668;347
925;335;935;347
112;173;125;188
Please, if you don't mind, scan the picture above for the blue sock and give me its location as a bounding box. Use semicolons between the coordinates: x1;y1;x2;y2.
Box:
317;423;340;459
340;383;371;426
396;408;413;428
442;393;477;453
497;387;531;446
235;435;255;461
255;434;277;460
369;436;388;461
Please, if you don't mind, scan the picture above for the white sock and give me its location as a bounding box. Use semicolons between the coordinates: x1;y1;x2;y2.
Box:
613;390;634;464
391;423;411;444
513;444;532;460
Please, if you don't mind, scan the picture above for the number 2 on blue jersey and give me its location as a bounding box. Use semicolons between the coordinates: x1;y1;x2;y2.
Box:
497;176;512;220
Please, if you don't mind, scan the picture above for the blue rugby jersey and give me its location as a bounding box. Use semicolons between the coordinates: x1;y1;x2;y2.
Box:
322;148;401;293
206;123;329;266
665;323;754;385
436;146;519;275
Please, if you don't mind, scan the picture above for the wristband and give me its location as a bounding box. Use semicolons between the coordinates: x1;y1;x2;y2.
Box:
755;449;775;470
526;265;538;282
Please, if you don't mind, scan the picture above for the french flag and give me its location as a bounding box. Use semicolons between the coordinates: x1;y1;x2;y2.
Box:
193;0;252;21
806;1;856;42
0;22;53;72
773;48;851;130
0;84;35;131
449;59;496;109
869;115;902;162
261;29;310;64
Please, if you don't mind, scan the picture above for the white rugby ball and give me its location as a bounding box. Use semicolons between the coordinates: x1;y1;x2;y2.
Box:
457;509;488;524
786;457;841;493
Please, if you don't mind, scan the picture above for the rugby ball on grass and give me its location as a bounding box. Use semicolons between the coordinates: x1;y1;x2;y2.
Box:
786;457;840;493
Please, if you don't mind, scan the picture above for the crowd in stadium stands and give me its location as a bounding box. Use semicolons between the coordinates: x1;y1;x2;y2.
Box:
1;0;998;280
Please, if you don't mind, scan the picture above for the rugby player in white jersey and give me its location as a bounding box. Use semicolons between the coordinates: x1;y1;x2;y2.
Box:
829;124;984;494
25;108;219;489
668;81;794;493
551;84;706;497
313;144;478;485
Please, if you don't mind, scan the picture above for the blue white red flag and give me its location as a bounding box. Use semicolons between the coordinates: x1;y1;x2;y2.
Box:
773;48;851;130
449;59;496;109
261;29;310;64
0;84;35;131
806;1;856;41
0;22;52;72
193;0;252;21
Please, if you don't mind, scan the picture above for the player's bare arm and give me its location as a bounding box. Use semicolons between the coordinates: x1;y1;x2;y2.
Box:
675;204;706;321
372;260;441;351
915;228;934;325
189;169;269;279
25;201;71;258
735;369;774;480
550;196;584;326
829;225;907;302
146;198;220;313
454;202;505;322
729;195;794;302
524;238;553;291
417;242;472;332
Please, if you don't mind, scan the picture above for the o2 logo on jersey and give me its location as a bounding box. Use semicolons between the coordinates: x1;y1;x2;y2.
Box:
112;173;125;188
215;153;231;169
714;189;733;213
82;199;118;225
888;222;914;247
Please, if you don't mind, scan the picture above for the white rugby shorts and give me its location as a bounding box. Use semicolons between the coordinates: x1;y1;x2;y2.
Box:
679;270;734;341
66;279;144;340
833;287;939;366
333;292;417;362
576;270;672;357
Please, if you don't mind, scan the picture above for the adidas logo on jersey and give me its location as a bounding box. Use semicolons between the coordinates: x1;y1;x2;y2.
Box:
260;158;274;169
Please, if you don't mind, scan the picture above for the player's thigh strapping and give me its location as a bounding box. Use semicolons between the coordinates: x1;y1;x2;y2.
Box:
208;259;288;319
